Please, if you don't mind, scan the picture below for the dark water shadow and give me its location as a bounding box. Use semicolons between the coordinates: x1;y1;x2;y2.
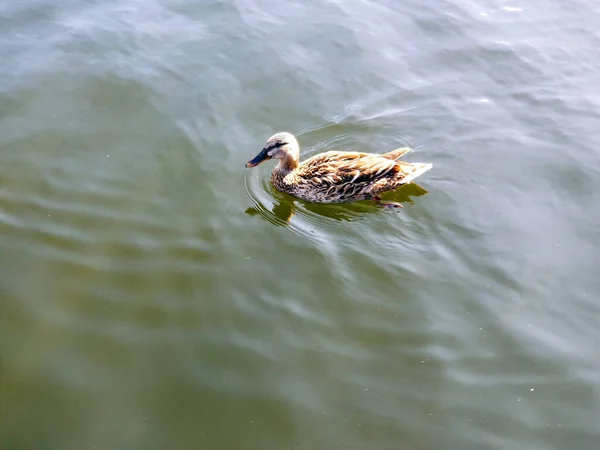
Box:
245;184;429;225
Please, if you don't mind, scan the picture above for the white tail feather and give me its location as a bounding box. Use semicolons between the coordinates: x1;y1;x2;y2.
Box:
402;163;433;184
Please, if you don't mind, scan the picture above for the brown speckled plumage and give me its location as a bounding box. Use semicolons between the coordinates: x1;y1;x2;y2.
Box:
246;132;432;204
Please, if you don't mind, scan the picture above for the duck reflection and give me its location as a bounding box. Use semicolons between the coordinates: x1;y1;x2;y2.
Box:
245;183;429;225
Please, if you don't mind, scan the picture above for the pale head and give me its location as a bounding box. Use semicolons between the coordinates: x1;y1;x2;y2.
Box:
245;132;300;169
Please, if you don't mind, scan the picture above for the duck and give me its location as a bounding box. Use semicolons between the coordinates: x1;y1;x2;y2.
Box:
245;132;432;208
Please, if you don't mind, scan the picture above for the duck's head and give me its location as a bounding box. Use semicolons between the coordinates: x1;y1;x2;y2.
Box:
245;132;299;169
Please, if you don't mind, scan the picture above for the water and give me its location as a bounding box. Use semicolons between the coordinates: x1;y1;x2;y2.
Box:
1;0;599;448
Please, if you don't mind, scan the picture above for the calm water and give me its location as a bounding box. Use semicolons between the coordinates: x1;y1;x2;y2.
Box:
1;0;600;449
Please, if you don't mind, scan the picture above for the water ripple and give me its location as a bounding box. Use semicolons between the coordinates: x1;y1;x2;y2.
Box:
3;0;600;448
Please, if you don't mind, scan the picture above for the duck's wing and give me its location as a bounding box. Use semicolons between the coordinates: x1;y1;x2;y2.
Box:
382;147;412;160
296;151;402;186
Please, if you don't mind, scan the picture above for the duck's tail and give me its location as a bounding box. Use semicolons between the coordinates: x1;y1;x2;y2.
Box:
383;147;412;160
398;162;433;184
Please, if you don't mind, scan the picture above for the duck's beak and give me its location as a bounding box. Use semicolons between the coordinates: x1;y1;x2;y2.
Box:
245;147;271;168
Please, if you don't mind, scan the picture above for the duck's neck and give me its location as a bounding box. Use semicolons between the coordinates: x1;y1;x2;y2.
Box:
274;155;298;174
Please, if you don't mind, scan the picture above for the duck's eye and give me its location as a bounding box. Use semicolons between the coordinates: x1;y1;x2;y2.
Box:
269;142;285;150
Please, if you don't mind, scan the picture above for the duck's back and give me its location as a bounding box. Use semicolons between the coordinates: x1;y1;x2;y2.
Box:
271;149;431;203
275;151;393;203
